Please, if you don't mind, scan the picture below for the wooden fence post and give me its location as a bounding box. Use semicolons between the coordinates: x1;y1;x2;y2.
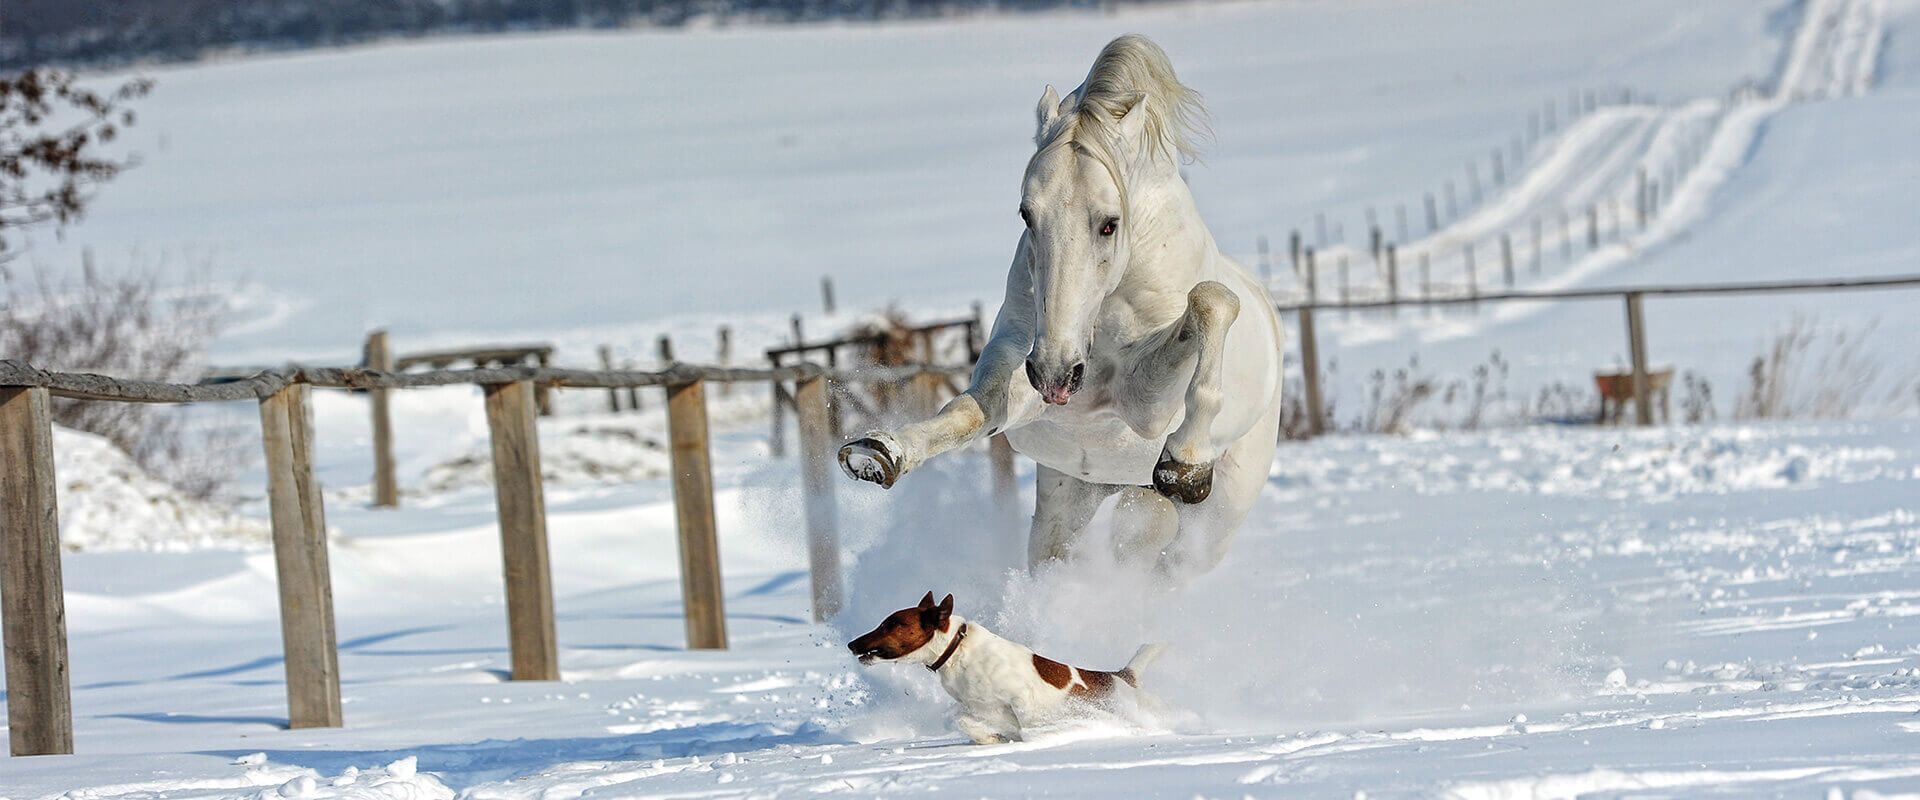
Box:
1297;308;1326;437
598;346;623;412
482;380;560;679
1624;293;1654;427
1500;234;1515;288
768;353;788;458
794;375;842;622
1304;248;1318;303
0;386;73;755
666;377;728;649
1385;245;1400;312
716;327;733;398
366;331;399;508
259;383;345;727
821;276;837;315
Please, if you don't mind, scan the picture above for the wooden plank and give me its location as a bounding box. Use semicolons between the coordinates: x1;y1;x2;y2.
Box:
1625;292;1654;427
0;386;73;755
259;383;344;728
793;376;842;622
1297;308;1326;437
482;380;560;680
365;331;399;508
666;379;729;649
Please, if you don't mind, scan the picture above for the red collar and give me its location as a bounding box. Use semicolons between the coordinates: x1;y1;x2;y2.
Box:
926;623;968;672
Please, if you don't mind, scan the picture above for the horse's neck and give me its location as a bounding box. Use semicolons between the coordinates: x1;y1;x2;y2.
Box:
1106;169;1216;319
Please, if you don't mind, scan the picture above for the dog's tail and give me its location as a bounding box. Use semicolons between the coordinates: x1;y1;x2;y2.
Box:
1117;643;1167;686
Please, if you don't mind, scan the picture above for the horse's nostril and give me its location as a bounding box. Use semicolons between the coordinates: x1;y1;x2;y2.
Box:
1025;359;1043;392
1068;362;1085;392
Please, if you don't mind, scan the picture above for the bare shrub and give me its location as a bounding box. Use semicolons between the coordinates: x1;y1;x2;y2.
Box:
0;259;241;496
1;69;152;259
1734;315;1892;420
1680;370;1717;424
1360;357;1436;435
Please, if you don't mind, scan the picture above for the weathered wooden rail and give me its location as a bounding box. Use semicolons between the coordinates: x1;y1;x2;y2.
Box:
1282;274;1920;435
0;358;983;757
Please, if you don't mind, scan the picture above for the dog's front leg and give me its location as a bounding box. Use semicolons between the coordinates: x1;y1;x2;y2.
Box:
1129;281;1240;504
956;714;1011;745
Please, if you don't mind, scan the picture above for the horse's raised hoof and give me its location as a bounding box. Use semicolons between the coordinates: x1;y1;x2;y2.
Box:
1153;456;1213;504
839;434;904;488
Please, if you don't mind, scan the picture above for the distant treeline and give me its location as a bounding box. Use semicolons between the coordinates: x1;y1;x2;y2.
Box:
1;0;1142;70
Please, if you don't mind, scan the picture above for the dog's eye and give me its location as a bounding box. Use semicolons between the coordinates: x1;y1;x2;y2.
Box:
1100;217;1118;237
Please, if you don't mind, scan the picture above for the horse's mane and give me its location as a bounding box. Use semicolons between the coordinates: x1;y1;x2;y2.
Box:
1039;35;1210;169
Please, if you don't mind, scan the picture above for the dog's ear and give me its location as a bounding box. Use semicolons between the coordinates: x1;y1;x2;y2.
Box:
919;591;936;609
937;594;954;621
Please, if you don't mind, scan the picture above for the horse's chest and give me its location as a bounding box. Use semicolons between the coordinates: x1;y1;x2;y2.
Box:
1005;407;1164;485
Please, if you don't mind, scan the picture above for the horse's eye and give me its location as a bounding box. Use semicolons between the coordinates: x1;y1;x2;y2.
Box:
1100;218;1119;237
1019;208;1033;227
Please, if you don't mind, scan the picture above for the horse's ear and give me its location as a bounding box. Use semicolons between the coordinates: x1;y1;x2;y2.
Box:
1035;84;1063;142
1114;91;1150;143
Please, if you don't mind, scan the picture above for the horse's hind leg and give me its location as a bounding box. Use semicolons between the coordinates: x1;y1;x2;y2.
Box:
1158;406;1277;579
1109;487;1178;567
1030;465;1121;568
1145;281;1241;504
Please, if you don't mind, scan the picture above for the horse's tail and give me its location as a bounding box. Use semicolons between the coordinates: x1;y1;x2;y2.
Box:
1117;643;1167;686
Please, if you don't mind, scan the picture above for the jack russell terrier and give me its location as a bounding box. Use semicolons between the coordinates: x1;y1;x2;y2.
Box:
847;592;1164;744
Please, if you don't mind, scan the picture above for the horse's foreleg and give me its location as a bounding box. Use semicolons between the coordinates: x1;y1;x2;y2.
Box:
1029;465;1121;568
1148;281;1241;504
839;348;1042;488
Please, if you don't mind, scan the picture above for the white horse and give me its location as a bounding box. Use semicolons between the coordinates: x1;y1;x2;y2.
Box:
839;35;1285;577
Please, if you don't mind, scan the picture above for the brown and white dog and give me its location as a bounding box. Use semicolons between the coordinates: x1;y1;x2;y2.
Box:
847;592;1164;744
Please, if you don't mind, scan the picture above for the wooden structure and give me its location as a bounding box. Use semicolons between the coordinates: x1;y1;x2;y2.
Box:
1283;274;1920;436
0;357;976;756
362;336;558;508
764;313;982;455
1595;368;1674;425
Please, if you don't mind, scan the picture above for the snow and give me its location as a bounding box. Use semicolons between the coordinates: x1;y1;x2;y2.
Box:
13;413;1920;796
49;427;268;552
8;0;1920;795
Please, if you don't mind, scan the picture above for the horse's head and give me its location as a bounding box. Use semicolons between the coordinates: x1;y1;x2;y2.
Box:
1018;84;1153;406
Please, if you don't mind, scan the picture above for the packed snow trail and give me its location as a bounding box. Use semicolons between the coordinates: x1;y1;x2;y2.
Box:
1294;0;1888;324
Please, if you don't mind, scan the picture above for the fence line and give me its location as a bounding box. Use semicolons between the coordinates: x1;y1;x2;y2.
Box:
1280;273;1920;435
0;357;979;756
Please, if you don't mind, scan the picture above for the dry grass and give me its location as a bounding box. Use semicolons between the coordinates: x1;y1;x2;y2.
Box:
0;258;242;497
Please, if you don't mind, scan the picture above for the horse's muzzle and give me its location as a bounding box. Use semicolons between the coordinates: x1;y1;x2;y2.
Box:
1026;359;1084;406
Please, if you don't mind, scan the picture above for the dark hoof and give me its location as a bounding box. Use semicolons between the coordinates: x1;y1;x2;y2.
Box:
1153;457;1214;504
838;436;901;489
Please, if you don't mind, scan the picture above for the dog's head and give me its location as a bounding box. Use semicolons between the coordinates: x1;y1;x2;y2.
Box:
846;592;954;665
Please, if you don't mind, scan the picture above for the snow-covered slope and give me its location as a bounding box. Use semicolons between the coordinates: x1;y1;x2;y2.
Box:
19;0;1781;365
50;427;268;552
